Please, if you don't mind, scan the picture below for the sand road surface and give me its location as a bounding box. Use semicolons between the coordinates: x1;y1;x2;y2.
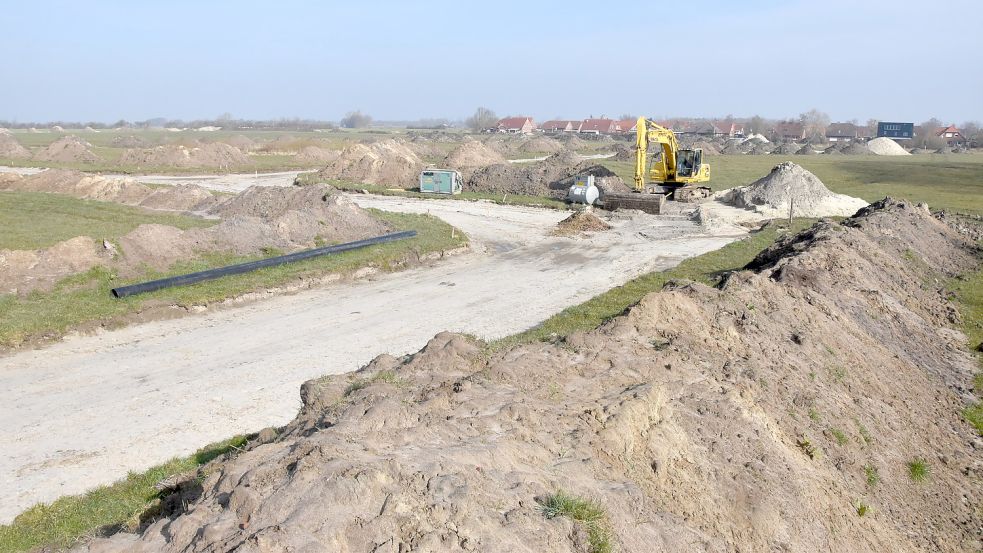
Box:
0;194;741;523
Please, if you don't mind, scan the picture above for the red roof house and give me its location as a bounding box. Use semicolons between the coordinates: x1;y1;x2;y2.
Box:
496;117;535;134
579;118;618;134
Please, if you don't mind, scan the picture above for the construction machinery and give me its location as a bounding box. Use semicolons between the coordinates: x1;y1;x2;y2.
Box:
602;116;711;213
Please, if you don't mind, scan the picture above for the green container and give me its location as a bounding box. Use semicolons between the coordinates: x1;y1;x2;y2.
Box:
419;169;462;195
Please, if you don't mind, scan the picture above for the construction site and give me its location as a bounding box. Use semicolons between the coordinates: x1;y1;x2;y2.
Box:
1;3;983;553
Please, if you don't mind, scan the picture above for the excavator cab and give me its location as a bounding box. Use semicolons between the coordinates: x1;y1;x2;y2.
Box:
676;149;701;178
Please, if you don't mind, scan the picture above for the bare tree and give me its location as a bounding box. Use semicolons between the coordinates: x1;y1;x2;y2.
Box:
340;110;373;129
465;107;498;132
618;113;637;121
748;115;768;135
913;118;944;149
961;121;980;146
866;118;879;137
798;109;830;141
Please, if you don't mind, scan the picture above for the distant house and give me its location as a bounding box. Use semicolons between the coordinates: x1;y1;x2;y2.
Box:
579;118;618;134
826;123;861;142
877;122;914;140
714;122;746;138
496;117;535;134
539;120;580;133
616;119;638;134
935;124;965;146
774;121;806;141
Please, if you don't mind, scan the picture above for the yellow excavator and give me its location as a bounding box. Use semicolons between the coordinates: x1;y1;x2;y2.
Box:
603;116;711;213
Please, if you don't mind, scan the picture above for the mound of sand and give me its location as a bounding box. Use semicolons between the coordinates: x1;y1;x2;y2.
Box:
442;140;507;171
556;134;589;150
33;135;100;163
692;140;720;155
316;139;422;187
294;146;340;164
518;136;564;154
552;209;612;236
719;161;867;217
796;144;820;155
866;137;911;156
0;133;31;159
82;199;982;553
118;185;392;271
120;143;249;169
2;169;221;212
0;236;109;295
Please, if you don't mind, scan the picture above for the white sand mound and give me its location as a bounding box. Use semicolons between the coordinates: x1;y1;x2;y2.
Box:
867;137;911;156
718;162;867;218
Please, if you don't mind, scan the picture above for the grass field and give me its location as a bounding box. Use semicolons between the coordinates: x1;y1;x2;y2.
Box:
0;209;467;349
602;154;983;215
0;191;216;250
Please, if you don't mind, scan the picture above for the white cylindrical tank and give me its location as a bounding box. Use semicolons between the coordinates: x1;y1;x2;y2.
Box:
567;174;600;205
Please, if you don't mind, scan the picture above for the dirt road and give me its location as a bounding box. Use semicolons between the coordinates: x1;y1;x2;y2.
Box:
0;193;741;523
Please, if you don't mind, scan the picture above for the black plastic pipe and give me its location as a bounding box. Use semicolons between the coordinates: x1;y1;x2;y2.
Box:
111;230;417;298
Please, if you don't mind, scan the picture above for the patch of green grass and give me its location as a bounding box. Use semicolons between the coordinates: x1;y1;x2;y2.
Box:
0;435;247;553
602;154;983;215
0;210;466;349
295;173;569;210
492;218;817;350
797;436;819;459
855;501;870;517
808;408;821;422
829;366;847;383
539;490;612;553
343;369;400;397
962;403;983;436
863;463;880;487
907;458;930;483
0;191;215;250
830;428;848;446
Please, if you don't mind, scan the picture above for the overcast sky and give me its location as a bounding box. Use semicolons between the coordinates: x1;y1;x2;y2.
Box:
1;0;980;124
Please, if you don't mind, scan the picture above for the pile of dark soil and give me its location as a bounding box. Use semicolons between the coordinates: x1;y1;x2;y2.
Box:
81;199;982;552
551;209;612;236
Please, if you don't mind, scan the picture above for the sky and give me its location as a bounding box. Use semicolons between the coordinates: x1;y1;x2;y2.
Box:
1;0;981;124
